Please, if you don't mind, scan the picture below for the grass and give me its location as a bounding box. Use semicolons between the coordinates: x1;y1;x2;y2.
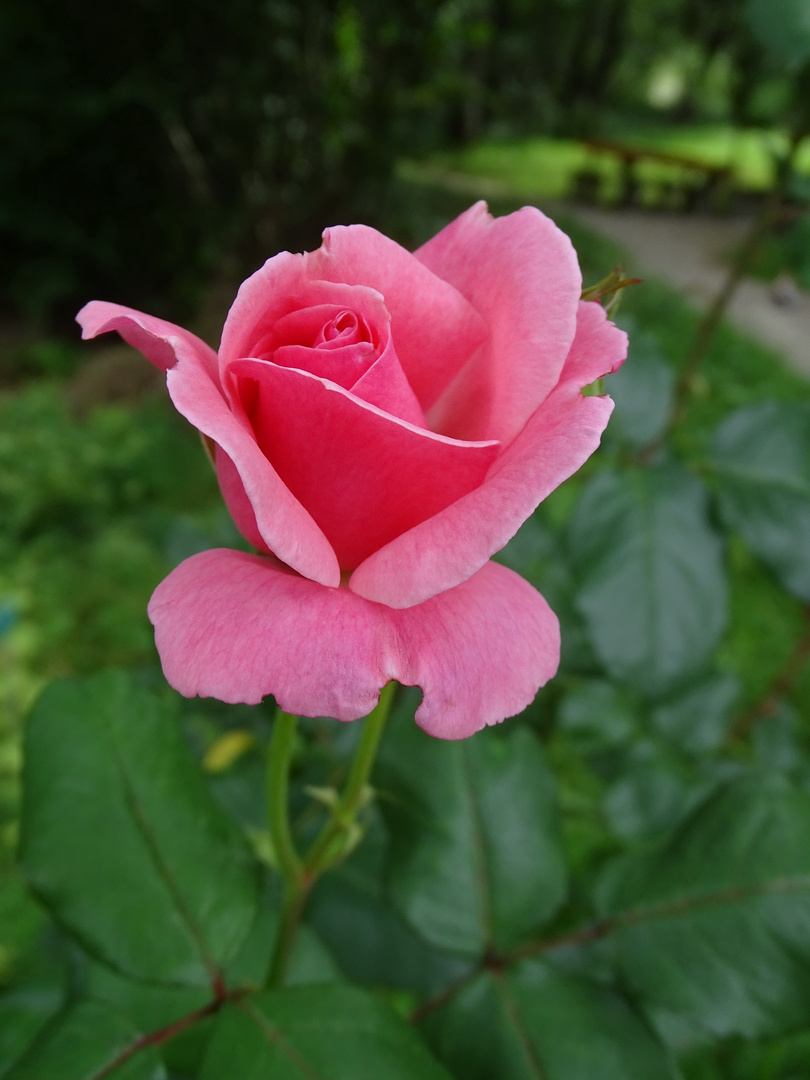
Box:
404;123;810;208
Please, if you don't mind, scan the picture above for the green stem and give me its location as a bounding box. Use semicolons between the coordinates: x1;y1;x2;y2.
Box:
304;680;396;877
267;710;303;891
264;683;396;989
266;882;308;990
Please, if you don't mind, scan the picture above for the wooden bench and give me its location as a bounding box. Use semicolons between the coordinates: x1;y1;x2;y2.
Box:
574;137;734;210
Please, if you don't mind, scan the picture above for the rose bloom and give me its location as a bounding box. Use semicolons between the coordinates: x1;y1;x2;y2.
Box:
78;202;625;739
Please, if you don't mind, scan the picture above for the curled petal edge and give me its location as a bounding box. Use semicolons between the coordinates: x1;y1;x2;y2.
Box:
76;301;341;587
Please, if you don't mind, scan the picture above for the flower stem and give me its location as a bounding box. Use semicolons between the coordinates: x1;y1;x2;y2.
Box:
264;683;396;989
304;680;396;878
266;710;303;892
266;881;308;990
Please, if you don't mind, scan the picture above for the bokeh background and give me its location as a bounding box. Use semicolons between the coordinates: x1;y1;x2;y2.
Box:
3;3;810;1077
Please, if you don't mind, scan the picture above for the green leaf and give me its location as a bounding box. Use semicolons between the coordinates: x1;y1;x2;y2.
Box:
569;466;727;697
493;516;558;582
224;888;342;989
602;752;693;843
682;1029;810;1080
597;772;810;1046
378;721;566;957
0;958;67;1076
3;1000;165;1080
496;514;598;675
82;965;211;1080
746;0;810;68
424;960;676;1080
751;701;806;775
308;872;473;993
650;673;740;755
710;402;810;602
557;680;639;753
605;326;675;449
199;985;454;1080
19;671;259;987
80;910;341;1080
307;811;473;993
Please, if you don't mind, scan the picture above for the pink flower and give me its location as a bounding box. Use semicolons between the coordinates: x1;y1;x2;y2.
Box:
77;202;625;739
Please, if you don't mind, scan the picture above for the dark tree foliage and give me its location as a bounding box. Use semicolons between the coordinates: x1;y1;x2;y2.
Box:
0;0;798;326
1;0;451;324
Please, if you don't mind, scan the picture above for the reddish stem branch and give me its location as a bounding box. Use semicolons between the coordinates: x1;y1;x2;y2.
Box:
409;968;481;1025
91;985;247;1080
412;873;810;1022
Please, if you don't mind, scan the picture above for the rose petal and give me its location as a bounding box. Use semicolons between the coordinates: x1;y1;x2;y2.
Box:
149;550;559;739
77;301;340;586
77;301;219;382
305;224;489;411
228;358;499;570
272;305;376;351
397;559;560;739
273;340;378;386
559;298;628;388
416;201;582;445
219;252;389;375
350;301;627;608
214;447;270;554
347;339;427;427
228;271;425;425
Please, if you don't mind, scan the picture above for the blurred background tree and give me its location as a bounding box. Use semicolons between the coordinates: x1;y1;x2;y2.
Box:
5;0;810;330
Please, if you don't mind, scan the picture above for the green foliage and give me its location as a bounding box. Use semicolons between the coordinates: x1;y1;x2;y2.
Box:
710;402;810;602
424;961;678;1080
378;718;566;956
0;951;66;1076
4;1000;166;1080
746;0;810;70
598;773;810;1046
20;672;259;986
200;986;455;1080
4;189;810;1077
569;466;727;697
602;325;676;448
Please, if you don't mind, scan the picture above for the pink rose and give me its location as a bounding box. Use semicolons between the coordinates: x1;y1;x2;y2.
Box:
78;202;625;739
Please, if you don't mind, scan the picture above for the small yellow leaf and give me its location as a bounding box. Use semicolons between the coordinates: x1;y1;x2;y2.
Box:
202;729;256;773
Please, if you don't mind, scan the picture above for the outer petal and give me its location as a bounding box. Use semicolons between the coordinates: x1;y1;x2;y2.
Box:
77;301;340;587
350;301;627;608
148;551;559;740
416;202;582;445
228;358;499;570
396;559;560;739
215;447;271;554
305;224;488;411
77;301;219;382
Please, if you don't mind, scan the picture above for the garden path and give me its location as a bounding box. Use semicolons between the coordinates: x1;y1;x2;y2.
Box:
567;205;810;379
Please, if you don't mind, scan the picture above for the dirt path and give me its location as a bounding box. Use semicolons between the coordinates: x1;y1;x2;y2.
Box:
569;206;810;380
